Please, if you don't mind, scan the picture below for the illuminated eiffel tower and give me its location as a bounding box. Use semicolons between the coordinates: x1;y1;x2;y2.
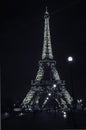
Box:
21;7;73;112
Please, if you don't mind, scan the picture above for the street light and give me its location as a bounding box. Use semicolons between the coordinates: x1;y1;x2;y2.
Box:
67;56;74;106
67;56;77;127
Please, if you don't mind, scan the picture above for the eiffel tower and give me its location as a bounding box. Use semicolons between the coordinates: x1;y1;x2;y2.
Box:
21;7;73;112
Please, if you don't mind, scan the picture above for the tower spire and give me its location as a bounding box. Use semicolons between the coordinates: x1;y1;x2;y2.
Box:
42;7;53;60
45;6;48;14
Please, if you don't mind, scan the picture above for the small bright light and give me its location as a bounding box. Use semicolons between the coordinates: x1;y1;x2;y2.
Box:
63;111;66;115
46;97;49;100
53;84;56;88
80;99;82;102
62;111;67;118
67;56;73;62
48;93;51;96
19;112;23;116
63;114;67;118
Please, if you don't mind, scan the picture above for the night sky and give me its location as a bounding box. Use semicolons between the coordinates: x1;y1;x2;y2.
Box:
1;0;86;107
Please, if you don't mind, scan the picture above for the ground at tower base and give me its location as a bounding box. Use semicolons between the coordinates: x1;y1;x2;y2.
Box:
1;110;86;130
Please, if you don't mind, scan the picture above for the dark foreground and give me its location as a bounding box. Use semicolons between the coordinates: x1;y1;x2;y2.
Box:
2;111;86;130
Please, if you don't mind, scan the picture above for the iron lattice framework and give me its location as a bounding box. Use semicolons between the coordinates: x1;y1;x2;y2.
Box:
21;8;73;112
